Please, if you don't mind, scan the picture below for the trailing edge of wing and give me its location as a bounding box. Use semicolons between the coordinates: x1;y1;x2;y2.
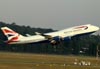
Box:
35;32;53;39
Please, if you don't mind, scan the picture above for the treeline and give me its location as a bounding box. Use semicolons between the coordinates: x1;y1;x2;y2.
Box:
0;22;100;56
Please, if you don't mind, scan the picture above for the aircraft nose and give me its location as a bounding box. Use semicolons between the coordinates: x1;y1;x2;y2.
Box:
95;26;99;31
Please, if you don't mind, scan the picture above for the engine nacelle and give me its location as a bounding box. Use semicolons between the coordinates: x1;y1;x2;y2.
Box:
53;36;61;41
52;36;71;41
50;36;71;45
50;36;63;45
63;36;71;40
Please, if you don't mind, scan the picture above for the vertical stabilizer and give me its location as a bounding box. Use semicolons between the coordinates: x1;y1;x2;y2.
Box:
1;27;24;44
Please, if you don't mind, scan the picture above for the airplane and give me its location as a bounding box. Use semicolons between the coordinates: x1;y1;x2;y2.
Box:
1;24;99;45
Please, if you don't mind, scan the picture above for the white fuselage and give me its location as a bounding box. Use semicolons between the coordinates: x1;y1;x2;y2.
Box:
9;24;99;44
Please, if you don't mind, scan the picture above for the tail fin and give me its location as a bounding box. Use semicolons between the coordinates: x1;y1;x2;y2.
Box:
1;27;24;44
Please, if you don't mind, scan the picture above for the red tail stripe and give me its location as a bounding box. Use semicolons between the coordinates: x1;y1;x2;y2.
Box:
3;29;16;33
6;34;20;44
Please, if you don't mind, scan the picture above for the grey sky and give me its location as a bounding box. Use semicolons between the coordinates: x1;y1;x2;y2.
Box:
0;0;100;31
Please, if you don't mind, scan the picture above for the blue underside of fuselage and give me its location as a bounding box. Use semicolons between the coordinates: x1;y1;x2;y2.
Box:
72;31;96;37
30;40;49;44
30;31;96;44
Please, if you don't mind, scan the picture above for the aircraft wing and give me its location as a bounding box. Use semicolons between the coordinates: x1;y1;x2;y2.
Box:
35;32;57;44
35;32;52;39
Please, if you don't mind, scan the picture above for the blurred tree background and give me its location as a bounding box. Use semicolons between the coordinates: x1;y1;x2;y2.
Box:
0;22;100;56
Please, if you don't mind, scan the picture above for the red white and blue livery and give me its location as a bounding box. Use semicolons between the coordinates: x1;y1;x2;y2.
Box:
1;24;99;45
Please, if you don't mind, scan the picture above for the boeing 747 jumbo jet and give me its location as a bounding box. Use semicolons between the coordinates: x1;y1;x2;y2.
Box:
1;24;99;45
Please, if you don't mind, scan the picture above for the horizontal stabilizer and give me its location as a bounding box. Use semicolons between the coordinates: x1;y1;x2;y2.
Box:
26;34;31;37
35;32;41;35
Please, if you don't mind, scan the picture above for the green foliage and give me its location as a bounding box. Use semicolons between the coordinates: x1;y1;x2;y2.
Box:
0;22;100;56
